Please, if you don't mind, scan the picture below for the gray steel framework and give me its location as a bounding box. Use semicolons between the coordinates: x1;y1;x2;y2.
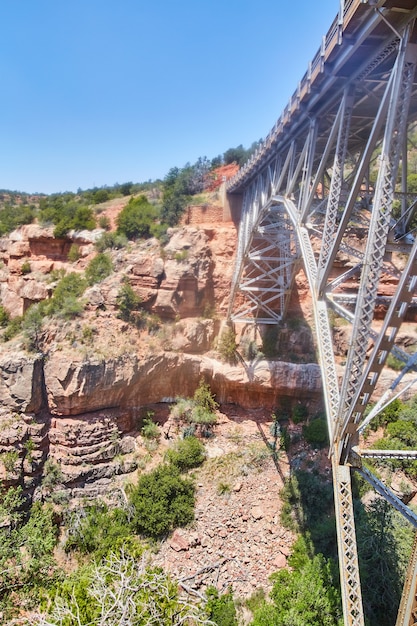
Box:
226;2;417;625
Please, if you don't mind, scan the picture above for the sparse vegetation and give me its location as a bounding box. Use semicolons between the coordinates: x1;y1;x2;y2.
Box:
165;436;206;471
141;416;160;440
21;259;31;274
43;272;87;318
116;281;143;324
67;243;81;262
0;305;10;327
85;252;113;285
217;327;238;364
95;230;128;252
170;380;218;435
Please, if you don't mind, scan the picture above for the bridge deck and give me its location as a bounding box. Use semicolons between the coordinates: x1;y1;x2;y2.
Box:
228;0;417;194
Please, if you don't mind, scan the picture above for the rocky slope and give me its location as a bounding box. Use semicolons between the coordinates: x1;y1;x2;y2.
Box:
0;211;325;498
1;205;416;498
2;201;417;600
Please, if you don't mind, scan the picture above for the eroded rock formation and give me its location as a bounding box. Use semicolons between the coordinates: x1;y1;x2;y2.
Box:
1;210;414;498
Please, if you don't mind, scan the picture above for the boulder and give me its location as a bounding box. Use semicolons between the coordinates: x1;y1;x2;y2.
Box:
0;352;44;413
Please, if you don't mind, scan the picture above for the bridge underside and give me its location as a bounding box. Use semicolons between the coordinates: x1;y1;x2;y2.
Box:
227;2;417;625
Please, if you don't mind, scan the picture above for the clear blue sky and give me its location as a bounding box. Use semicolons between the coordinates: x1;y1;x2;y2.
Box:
0;0;338;194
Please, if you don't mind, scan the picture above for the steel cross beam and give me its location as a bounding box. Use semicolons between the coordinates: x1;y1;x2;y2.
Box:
226;2;417;625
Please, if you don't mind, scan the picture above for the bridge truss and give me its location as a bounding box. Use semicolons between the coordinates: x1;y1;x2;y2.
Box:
227;2;417;624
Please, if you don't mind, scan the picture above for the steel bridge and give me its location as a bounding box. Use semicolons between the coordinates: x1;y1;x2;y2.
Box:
226;1;417;624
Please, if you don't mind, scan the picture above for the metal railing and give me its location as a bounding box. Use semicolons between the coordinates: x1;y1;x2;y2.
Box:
227;0;364;192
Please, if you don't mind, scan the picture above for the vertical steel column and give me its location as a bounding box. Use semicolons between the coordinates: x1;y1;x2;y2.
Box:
333;461;364;626
337;30;417;451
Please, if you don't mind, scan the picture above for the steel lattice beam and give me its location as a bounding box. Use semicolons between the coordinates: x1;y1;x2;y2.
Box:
226;2;417;625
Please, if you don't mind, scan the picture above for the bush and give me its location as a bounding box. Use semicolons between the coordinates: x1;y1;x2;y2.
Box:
95;231;128;252
52;204;96;237
21;260;31;275
387;353;404;371
0;203;36;235
141;417;160;440
0;305;10;327
3;316;23;341
44;272;87;318
98;215;111;230
116;195;158;239
303;417;328;447
165;436;206;471
34;550;209;626
64;504;132;557
92;189;110;204
386;420;417;447
129;464;195;538
85;253;113;285
217;327;237;364
193;379;218;413
116;282;143;323
23;304;43;351
68;243;81;262
292;404;309;424
251;552;342;626
206;586;237;626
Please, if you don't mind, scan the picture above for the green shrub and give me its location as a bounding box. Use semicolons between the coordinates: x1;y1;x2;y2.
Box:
1;449;19;474
44;272;87;318
53;204;96;237
0;487;57;618
39;550;208;626
116;282;143;323
92;189;110;204
98;215;111;230
95;231;128;252
129;464;195;538
174;250;189;262
85;253;113;285
370;398;403;430
386;420;417;447
3;316;23;341
0;203;36;235
292;404;309;424
141;417;160;440
303;418;328;447
116;195;158;239
206;586;237;626
23;304;43;351
165;436;206;471
217;327;237;364
21;260;31;275
387;353;404;371
171;398;195;423
42;459;64;490
64;504;132;557
250;553;342;626
0;305;10;327
193;379;218;413
68;243;81;262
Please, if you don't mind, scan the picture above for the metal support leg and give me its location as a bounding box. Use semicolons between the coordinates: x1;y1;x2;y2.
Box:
333;461;364;626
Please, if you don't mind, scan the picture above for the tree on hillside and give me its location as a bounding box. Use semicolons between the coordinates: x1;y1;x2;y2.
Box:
160;158;211;226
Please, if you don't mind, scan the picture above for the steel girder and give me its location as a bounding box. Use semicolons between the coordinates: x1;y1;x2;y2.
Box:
226;3;417;625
